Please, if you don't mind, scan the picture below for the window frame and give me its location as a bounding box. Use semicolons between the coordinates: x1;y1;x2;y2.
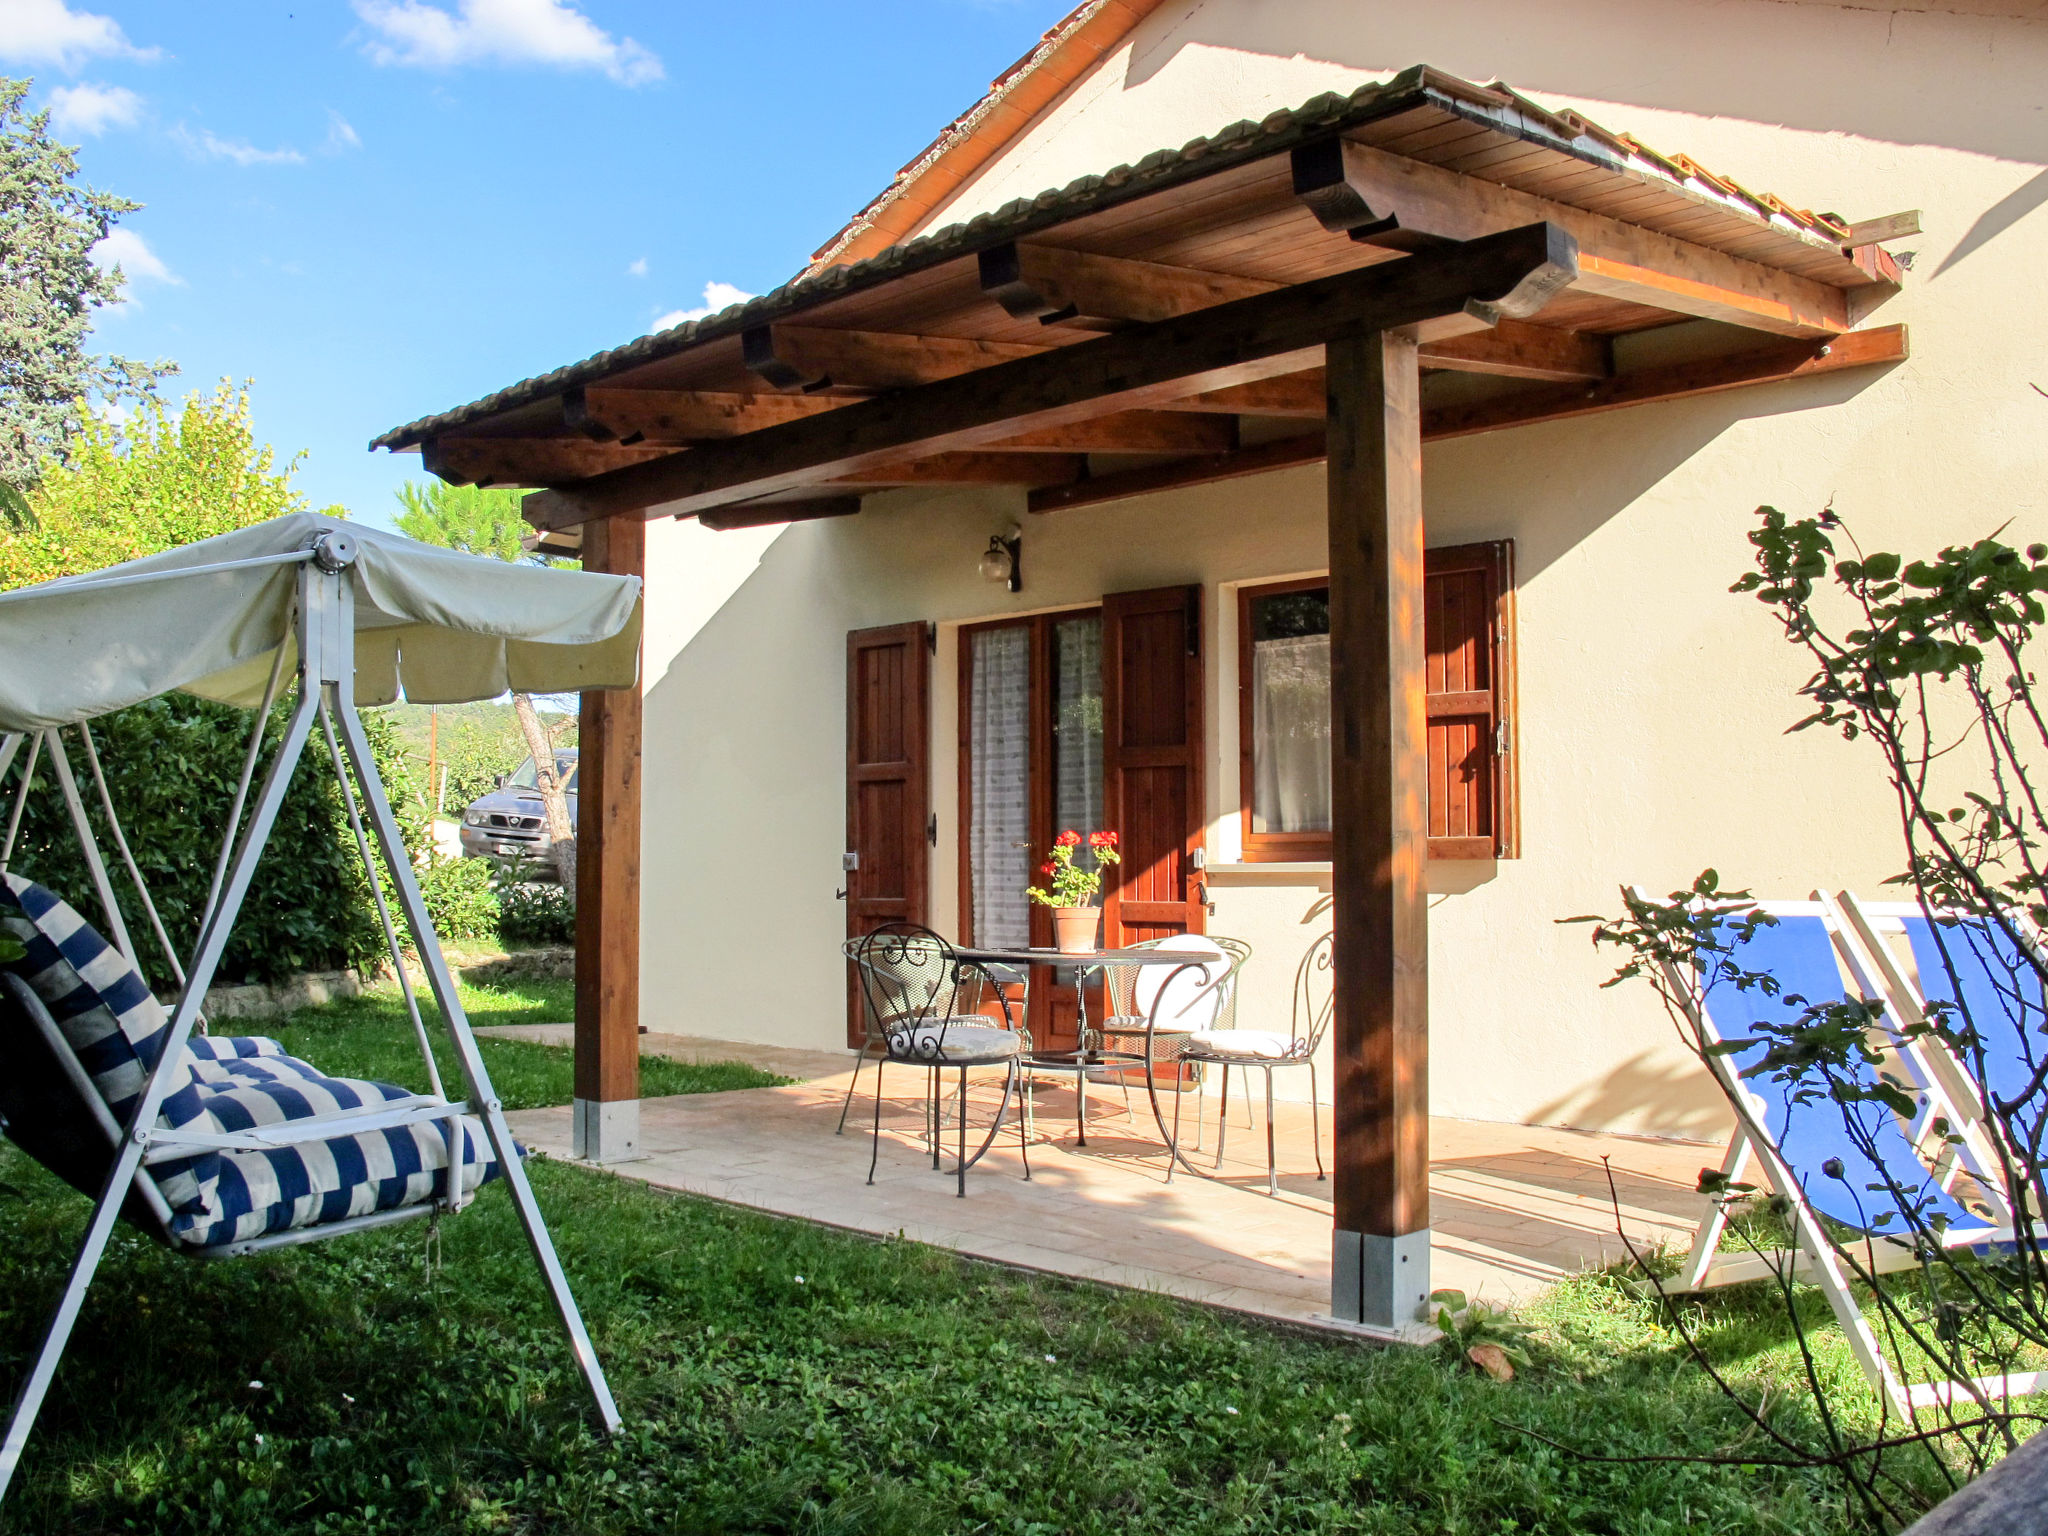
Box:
1235;541;1518;864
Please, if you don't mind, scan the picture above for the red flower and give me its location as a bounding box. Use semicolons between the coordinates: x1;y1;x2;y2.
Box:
1055;829;1080;847
1039;862;1055;876
1102;831;1119;847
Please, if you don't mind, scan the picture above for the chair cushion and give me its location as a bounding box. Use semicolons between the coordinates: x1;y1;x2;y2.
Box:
0;878;508;1249
1185;1029;1301;1061
886;1020;1023;1064
1129;937;1230;1027
0;875;216;1214
176;1064;505;1250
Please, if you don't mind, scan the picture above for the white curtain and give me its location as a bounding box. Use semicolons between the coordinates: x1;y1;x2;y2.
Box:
1251;634;1332;835
969;627;1031;948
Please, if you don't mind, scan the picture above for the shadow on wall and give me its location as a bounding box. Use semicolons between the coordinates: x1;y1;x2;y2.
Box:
1119;0;2048;166
1525;1049;1731;1142
1437;364;1899;590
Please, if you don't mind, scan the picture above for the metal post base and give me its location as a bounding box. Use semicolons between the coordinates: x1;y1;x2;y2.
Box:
572;1098;640;1163
1331;1228;1433;1335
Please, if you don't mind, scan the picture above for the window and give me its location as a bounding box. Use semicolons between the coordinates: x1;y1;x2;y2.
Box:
1237;541;1517;862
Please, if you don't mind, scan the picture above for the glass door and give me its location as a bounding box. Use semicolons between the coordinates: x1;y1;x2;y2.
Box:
960;609;1104;1050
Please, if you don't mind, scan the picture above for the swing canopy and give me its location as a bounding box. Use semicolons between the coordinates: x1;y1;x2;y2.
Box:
0;511;643;731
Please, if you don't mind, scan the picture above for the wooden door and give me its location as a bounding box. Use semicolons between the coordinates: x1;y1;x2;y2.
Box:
1101;585;1206;948
845;622;930;1045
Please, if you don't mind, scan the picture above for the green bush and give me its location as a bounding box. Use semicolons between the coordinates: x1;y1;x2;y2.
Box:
417;855;500;945
496;869;575;946
5;697;423;987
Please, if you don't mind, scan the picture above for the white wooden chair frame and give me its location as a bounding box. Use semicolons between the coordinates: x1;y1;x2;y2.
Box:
1644;890;2041;1417
0;529;620;1506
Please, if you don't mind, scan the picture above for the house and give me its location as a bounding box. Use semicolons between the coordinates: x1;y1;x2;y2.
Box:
373;0;2048;1329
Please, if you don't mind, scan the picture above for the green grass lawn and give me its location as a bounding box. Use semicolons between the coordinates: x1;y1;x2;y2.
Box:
0;978;1991;1533
260;973;786;1107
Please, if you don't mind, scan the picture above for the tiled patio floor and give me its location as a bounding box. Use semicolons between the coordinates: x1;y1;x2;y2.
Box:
505;1044;1721;1333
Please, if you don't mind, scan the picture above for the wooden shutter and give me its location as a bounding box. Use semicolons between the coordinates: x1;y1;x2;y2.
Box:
1101;585;1205;946
1423;541;1515;860
845;622;930;1044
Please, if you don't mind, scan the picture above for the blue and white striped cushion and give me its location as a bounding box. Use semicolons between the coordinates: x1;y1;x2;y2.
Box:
174;1060;505;1249
0;878;510;1250
0;875;217;1214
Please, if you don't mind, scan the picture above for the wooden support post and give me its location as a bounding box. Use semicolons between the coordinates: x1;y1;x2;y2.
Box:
1325;327;1432;1333
573;513;644;1162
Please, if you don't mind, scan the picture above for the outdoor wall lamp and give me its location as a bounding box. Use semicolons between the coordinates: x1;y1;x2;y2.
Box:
979;526;1022;592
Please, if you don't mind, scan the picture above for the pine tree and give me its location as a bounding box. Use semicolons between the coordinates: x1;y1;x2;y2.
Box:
0;77;174;491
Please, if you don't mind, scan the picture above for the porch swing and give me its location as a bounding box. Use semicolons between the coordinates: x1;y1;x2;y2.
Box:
0;511;644;1505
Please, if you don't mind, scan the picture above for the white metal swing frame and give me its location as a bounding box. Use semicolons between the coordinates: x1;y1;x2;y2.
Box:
0;528;620;1504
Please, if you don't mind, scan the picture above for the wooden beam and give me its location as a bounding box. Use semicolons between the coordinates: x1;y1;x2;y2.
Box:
1028;325;1907;513
826;451;1086;488
425;436;667;488
1030;432;1324;512
696;495;861;531
1326;326;1431;1327
743;323;1050;393
989;410;1235;453
1293;135;1455;255
526;223;1579;527
1168;371;1328;417
1290;137;1857;337
573;513;643;1162
1845;210;1921;248
566;386;847;443
1420;319;1610;382
1423;323;1907;441
979;240;1277;328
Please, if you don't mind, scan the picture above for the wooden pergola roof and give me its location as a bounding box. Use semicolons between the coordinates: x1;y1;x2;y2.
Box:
372;65;1909;542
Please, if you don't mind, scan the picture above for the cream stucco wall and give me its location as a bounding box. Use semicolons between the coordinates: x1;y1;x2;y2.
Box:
632;0;2048;1141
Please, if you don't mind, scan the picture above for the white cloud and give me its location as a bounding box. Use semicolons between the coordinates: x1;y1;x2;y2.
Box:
649;280;754;332
90;227;178;313
0;0;160;69
47;80;142;135
324;110;362;152
626;256;647;277
353;0;662;86
174;125;306;166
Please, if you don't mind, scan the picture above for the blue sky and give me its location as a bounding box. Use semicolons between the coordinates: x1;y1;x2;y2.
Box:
4;0;1072;530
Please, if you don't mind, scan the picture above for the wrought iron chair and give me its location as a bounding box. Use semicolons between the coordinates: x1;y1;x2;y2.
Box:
845;924;1030;1197
1095;935;1252;1168
1172;930;1333;1195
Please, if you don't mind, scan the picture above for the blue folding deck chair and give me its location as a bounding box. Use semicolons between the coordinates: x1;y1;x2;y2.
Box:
1835;894;2048;1222
0;515;642;1507
1645;893;2040;1415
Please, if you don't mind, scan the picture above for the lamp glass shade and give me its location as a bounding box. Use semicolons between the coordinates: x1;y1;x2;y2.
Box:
978;542;1014;584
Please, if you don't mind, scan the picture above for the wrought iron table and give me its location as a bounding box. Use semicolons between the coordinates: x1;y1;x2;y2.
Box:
955;944;1209;1164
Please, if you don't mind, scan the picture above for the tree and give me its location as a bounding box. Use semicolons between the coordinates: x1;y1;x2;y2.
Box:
0;380;339;588
0;379;419;986
0;77;173;491
392;479;578;899
1578;510;2048;1530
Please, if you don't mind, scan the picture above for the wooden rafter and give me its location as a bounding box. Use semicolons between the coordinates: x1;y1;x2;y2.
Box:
566;386;846;443
979;240;1277;328
1289;137;1877;337
525;223;1579;527
697;496;861;531
826;451;1086;488
425;436;666;487
1026;324;1909;514
743;323;1052;393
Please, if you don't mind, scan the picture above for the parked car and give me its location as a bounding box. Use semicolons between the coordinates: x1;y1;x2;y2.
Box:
458;751;578;877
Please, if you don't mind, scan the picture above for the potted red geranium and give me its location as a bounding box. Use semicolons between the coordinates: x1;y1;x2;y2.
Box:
1027;830;1121;955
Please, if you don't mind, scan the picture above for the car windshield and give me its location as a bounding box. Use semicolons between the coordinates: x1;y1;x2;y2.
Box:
508;756;578;791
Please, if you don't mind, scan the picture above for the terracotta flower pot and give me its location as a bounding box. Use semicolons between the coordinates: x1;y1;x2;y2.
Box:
1053;905;1100;955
